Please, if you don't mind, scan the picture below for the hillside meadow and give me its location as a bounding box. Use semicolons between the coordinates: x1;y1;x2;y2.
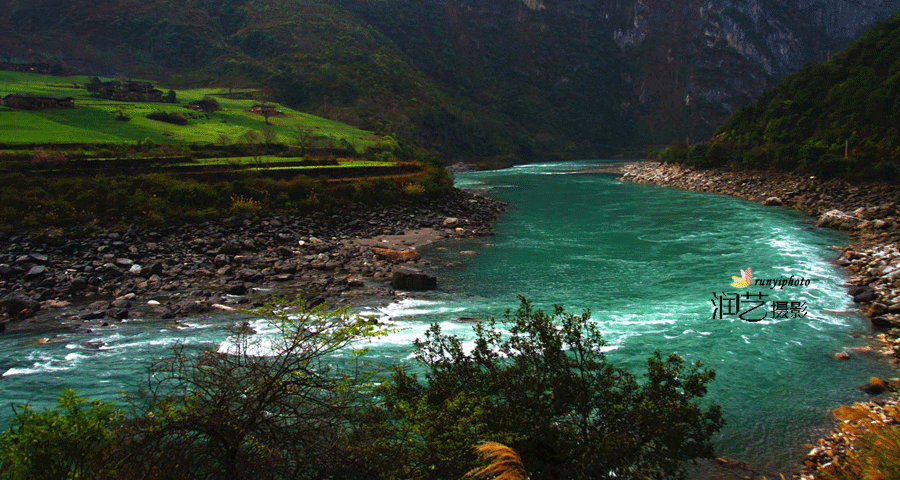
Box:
0;70;387;151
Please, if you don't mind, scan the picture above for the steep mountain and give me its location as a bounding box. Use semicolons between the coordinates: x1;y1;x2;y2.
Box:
344;0;897;144
657;12;900;181
0;0;896;159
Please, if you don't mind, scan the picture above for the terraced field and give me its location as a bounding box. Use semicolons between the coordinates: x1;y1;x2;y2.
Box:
0;71;389;151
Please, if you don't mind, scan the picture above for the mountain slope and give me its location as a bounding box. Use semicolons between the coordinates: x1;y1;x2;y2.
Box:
657;12;900;181
0;0;896;159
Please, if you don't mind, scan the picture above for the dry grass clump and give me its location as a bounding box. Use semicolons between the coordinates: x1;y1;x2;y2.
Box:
819;401;900;480
465;442;528;480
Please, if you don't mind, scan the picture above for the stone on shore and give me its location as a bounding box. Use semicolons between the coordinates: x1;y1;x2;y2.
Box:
849;285;876;303
858;377;888;395
25;265;47;278
816;210;862;231
371;247;421;262
391;268;437;291
762;196;783;206
1;292;41;317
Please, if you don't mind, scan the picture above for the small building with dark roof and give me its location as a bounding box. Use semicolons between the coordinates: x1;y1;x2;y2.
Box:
188;98;220;113
250;104;279;116
2;93;75;110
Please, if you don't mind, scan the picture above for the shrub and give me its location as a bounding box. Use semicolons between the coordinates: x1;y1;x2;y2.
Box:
402;181;426;196
146;111;188;126
167;182;220;210
30;148;67;165
0;390;123;479
356;297;725;480
229;194;261;215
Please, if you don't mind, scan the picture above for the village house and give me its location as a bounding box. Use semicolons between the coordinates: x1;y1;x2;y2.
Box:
2;93;75;110
188;98;220;113
92;80;165;101
250;104;279;116
123;81;163;99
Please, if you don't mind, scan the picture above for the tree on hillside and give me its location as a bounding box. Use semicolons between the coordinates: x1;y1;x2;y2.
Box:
293;126;316;155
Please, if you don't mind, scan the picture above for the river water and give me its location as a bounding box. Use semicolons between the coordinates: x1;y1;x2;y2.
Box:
0;159;892;472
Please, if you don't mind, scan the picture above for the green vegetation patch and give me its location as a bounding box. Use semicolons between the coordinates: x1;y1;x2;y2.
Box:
0;71;387;152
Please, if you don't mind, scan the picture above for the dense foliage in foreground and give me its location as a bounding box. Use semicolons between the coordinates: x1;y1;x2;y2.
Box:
655;12;900;182
0;298;724;479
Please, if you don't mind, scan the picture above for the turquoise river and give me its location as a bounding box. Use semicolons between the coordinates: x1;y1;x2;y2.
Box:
0;160;894;473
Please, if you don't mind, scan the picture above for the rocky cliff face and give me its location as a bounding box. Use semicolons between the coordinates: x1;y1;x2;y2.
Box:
353;0;896;144
599;0;897;142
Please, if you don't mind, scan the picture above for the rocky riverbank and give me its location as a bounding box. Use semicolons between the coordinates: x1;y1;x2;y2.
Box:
0;188;507;334
620;161;899;479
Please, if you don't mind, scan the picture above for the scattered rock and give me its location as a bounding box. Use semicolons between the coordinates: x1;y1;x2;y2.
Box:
858;377;888;395
43;299;71;309
391;268;437;291
25;265;47;278
225;282;248;295
174;300;211;316
762;196;783;206
849;285;876;303
871;315;900;329
0;292;40;317
0;188;507;329
116;258;134;267
834;351;851;360
816;210;862;231
371;247;421;262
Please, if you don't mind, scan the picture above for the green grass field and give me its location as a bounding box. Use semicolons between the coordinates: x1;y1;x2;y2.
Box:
0;71;386;150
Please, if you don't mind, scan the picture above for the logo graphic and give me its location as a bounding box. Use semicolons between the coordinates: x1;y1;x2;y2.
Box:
713;267;812;322
730;267;752;289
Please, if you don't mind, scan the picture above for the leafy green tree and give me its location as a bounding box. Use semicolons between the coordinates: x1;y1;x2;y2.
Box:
0;390;123;480
86;76;102;94
365;297;724;480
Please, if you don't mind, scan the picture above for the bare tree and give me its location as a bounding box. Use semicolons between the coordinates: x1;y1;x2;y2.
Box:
293;126;317;156
261;125;278;146
114;299;385;480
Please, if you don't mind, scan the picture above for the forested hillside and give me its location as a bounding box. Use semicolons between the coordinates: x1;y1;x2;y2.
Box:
0;0;896;160
657;12;900;181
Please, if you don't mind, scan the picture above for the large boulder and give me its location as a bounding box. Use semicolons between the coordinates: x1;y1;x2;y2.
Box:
0;292;40;317
858;377;888;395
391;268;437;291
372;247;421;262
849;285;876;303
816;210;862;230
